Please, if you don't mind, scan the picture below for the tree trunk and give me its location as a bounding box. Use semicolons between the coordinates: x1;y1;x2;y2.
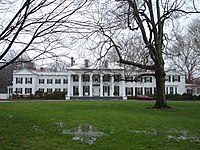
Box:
153;67;170;109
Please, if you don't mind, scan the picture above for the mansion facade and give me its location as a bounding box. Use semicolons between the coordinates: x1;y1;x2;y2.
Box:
8;60;186;99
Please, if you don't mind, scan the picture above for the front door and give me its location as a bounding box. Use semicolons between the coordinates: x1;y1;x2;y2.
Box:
93;86;100;96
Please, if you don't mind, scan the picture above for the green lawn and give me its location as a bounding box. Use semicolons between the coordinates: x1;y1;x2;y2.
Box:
0;100;200;150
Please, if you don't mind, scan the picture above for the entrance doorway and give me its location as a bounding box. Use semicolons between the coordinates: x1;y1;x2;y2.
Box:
93;86;100;96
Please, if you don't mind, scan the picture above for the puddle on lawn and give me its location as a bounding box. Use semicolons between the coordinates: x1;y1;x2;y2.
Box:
53;122;65;128
129;128;200;142
32;125;44;133
166;129;200;142
62;125;104;145
129;129;157;135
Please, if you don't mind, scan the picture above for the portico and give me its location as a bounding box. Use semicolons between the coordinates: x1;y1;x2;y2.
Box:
66;71;125;99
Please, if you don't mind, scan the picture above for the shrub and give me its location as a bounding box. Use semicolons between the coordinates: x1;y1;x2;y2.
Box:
43;91;66;100
35;90;44;98
166;93;199;101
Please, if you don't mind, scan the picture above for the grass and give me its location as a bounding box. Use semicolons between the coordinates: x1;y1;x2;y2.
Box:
0;100;200;150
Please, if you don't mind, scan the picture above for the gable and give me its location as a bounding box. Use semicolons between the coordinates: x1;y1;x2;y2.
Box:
13;68;36;75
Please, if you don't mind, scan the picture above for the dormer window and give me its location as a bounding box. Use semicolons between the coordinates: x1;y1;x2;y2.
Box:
84;59;89;68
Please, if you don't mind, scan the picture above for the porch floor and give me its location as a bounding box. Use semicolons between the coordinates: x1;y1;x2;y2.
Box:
69;96;123;100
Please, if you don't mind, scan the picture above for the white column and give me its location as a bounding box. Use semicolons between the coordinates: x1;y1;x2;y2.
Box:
120;73;126;98
90;74;93;96
79;74;82;96
121;80;126;97
142;87;145;95
111;75;114;96
100;74;103;96
67;75;71;97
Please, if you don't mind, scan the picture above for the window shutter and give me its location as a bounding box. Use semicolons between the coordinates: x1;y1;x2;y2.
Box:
169;76;171;82
178;76;180;82
131;87;133;96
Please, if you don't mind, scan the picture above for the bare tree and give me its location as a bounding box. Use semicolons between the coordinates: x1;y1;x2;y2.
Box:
0;0;88;70
0;54;36;93
167;30;200;84
75;0;200;108
46;58;70;72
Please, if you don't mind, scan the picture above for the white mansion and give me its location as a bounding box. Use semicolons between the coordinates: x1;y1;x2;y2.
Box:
8;59;186;99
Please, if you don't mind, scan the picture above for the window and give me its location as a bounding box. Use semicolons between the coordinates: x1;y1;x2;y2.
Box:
83;86;89;96
63;88;68;93
103;74;110;82
73;86;79;95
93;75;100;82
25;78;32;84
170;87;174;94
104;86;108;92
39;88;44;92
16;77;23;84
114;86;119;96
63;79;68;84
103;86;109;96
9;88;13;94
175;87;178;94
135;87;143;95
55;88;61;92
144;77;152;83
55;79;61;84
172;76;180;82
47;88;52;93
136;77;143;82
154;87;157;94
114;74;121;82
73;75;79;82
83;74;90;82
165;76;171;82
47;79;53;84
166;87;168;94
39;79;45;84
16;88;22;94
25;88;32;94
125;76;133;82
197;88;200;95
187;89;193;95
126;87;133;96
144;87;152;95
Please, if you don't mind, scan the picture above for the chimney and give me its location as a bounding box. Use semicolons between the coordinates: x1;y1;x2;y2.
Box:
40;67;45;71
84;59;89;68
71;57;75;66
104;60;108;68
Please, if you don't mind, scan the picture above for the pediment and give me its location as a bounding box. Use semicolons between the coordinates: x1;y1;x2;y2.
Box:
13;68;36;75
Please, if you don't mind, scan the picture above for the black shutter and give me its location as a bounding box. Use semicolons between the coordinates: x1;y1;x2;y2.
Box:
169;76;171;82
131;87;133;96
178;76;180;82
150;77;152;83
144;87;147;95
